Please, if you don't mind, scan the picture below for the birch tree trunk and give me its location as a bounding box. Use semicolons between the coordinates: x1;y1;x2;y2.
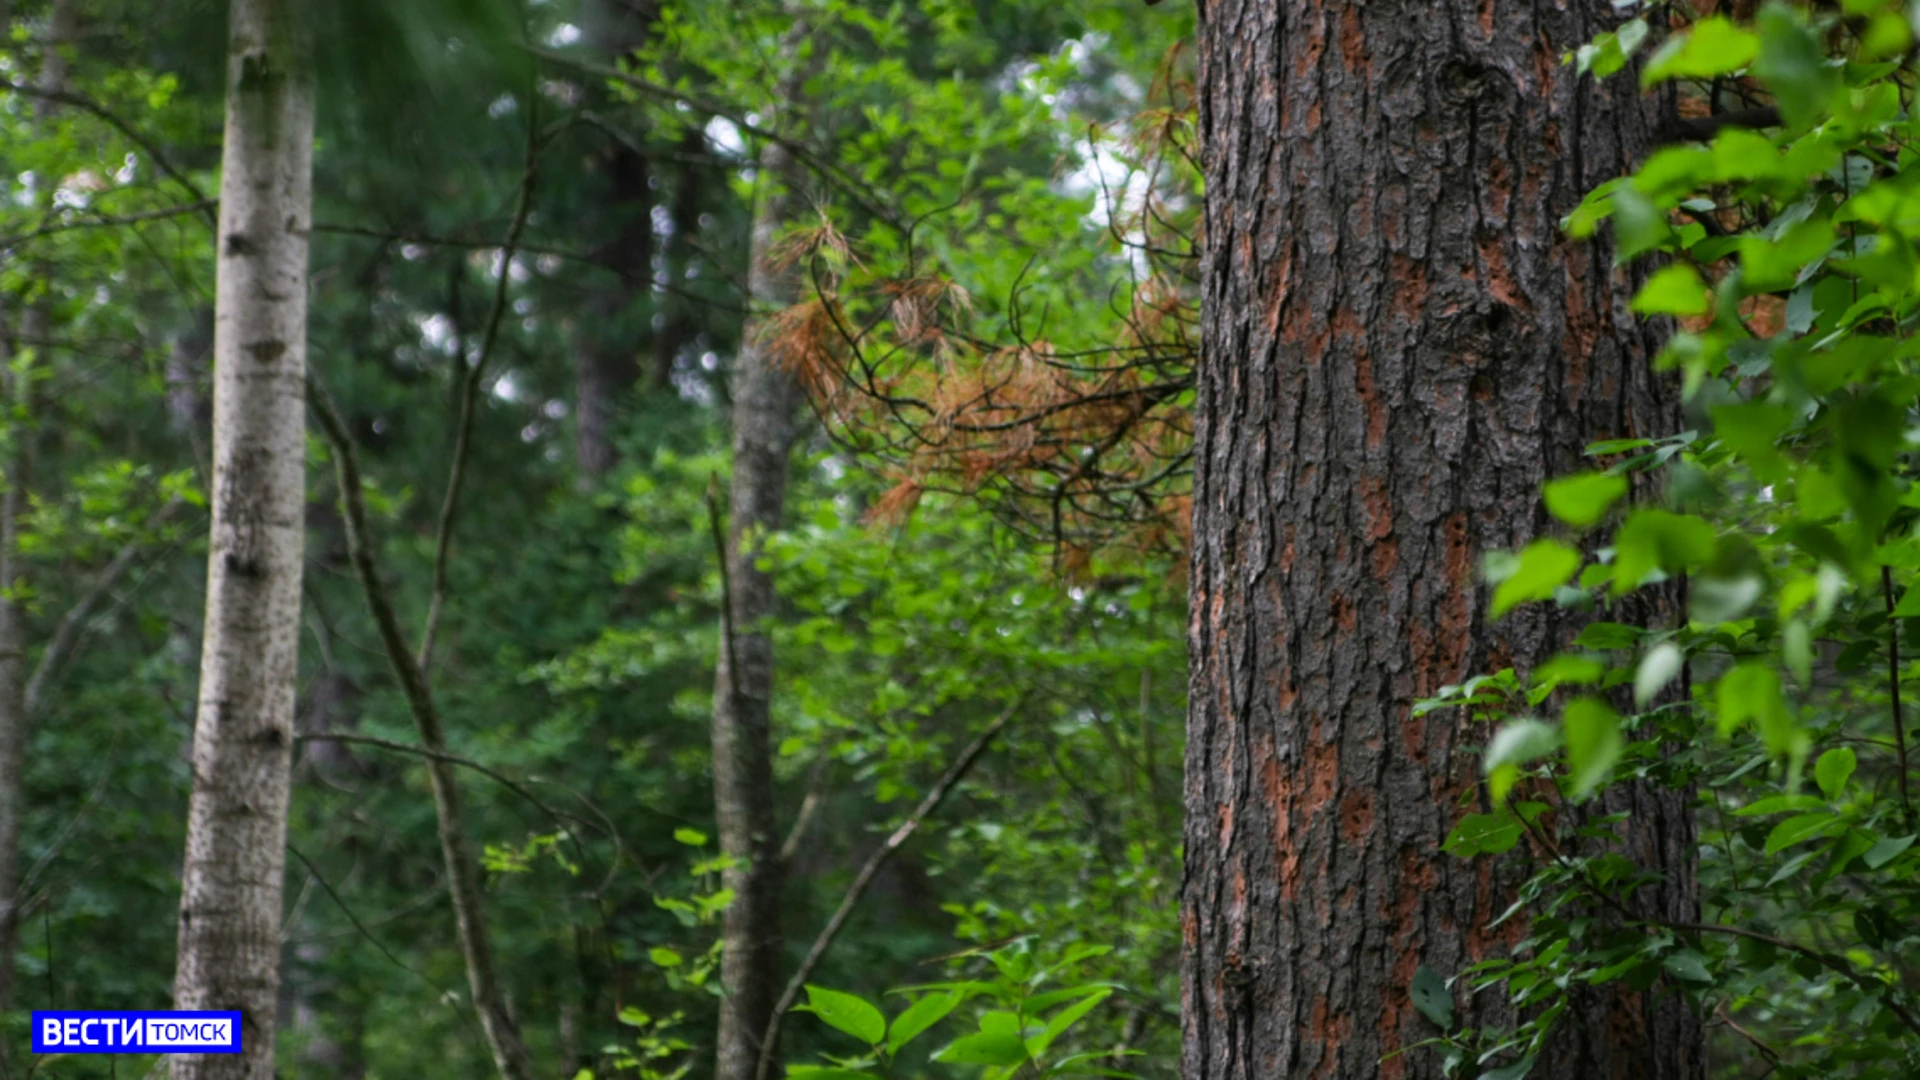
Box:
1181;1;1702;1078
711;130;804;1080
171;1;313;1075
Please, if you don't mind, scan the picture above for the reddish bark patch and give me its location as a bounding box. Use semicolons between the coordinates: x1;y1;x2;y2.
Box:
1259;734;1302;899
1306;719;1340;814
1478;233;1530;311
1339;5;1367;73
1372;537;1399;581
1392;255;1429;322
1309;997;1353;1079
1296;11;1328;78
1339;790;1375;843
1361;475;1393;541
1356;353;1387;448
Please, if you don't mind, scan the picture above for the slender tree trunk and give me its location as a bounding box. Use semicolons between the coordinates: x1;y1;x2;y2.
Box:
711;133;804;1080
574;143;651;479
653;129;709;390
1181;3;1701;1080
171;2;313;1076
574;0;657;480
0;0;80;1019
308;383;538;1080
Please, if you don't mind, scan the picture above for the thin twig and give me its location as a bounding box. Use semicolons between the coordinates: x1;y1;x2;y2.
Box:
0;201;216;252
0;79;216;224
284;843;491;1061
418;97;542;671
778;754;831;863
24;497;183;714
706;474;744;709
1884;566;1913;820
527;46;899;230
308;371;537;1080
294;732;587;848
753;701;1020;1080
1713;1001;1781;1065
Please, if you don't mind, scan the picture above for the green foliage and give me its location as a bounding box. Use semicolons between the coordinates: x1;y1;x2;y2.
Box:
790;940;1134;1079
1432;3;1920;1075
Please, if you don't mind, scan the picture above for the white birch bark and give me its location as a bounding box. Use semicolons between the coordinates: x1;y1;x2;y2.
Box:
171;1;313;1076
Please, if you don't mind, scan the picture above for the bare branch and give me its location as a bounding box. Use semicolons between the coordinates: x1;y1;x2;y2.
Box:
24;497;184;715
0;201;216;253
753;701;1020;1080
0;79;216;225
419;102;542;671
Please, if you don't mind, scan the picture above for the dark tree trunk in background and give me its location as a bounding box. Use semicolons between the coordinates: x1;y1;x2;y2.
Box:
1181;2;1702;1079
575;142;651;478
653;129;709;389
574;0;657;480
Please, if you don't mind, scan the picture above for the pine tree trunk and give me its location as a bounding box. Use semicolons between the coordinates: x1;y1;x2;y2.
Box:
171;1;313;1076
712;136;802;1080
1181;2;1703;1079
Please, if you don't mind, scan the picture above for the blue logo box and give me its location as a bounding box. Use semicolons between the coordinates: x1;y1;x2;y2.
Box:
32;1011;243;1054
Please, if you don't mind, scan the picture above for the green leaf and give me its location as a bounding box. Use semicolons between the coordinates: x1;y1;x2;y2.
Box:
1410;965;1455;1030
1576;622;1644;649
1642;16;1759;85
801;986;887;1045
1661;950;1714;983
1544;472;1630;528
1893;581;1920;618
1444;812;1523;857
1716;665;1796;757
1613;510;1715;594
1634;643;1683;706
1766;848;1822;886
1031;989;1111;1057
648;947;682;968
933;1031;1030;1066
1864;834;1915;869
1630;264;1711;316
1765;812;1839;854
673;828;708;846
1783;618;1812;687
1734;794;1828;816
887;992;960;1056
1753;3;1839;129
1483;719;1559;805
1492;540;1582;617
1563;698;1623;800
1815;747;1856;799
1477;1059;1536;1080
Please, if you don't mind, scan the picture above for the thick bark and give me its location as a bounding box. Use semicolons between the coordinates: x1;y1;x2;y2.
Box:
1181;3;1701;1080
711;136;803;1080
171;2;313;1077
